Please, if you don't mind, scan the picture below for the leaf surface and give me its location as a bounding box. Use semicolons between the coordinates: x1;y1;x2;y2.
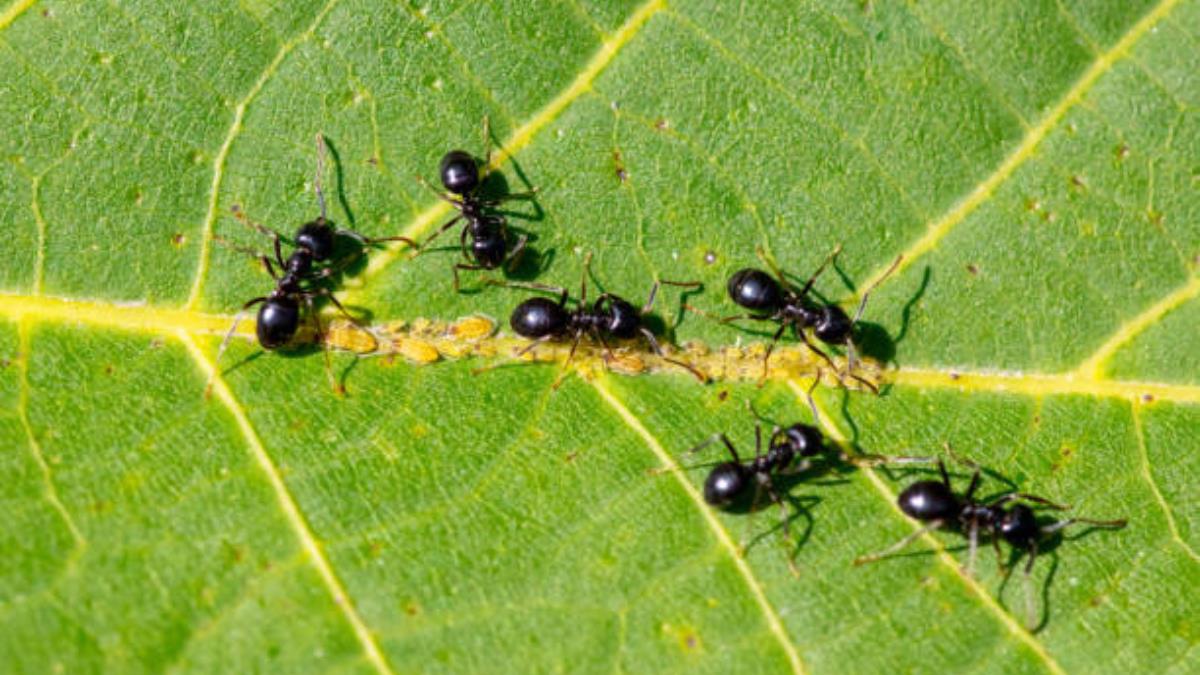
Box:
1;0;1197;673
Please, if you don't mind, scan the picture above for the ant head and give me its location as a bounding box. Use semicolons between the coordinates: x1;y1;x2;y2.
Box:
897;480;959;523
601;296;641;339
703;462;748;507
295;219;336;261
776;423;824;458
727;268;783;311
510;297;568;339
439;150;480;195
997;503;1040;548
813;304;853;345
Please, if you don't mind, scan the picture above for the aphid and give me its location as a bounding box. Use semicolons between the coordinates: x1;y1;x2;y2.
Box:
214;135;400;392
854;451;1127;628
498;255;706;387
673;391;927;571
722;245;901;390
410;117;538;291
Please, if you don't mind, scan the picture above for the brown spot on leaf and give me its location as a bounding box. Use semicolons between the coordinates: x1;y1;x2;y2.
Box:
171;233;186;247
613;150;628;182
655;118;670;131
966;264;979;275
1115;144;1130;161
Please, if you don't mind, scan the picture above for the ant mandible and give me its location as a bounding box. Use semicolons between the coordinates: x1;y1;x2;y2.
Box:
668;388;929;573
213;134;403;392
853;449;1127;628
494;254;707;388
722;245;901;391
408;117;538;291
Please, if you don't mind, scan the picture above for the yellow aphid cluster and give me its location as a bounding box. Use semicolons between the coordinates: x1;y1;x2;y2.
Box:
321;315;881;390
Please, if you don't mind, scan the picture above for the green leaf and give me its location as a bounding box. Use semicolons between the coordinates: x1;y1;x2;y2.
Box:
1;0;1197;672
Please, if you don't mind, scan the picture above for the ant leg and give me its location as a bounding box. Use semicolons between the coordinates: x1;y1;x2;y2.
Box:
852;254;903;325
964;518;979;577
314;133;329;221
551;331;584;390
207;298;266;397
853;519;945;566
754;245;797;294
798;243;844;296
481;114;492;168
640;279;701;315
414;173;462;205
304;294;342;394
310;289;369;334
579;252;593;304
992;533;1007;573
336;228;417;249
1022;541;1038;630
963;464;982;501
485;279;570;306
480;189;540;208
452;263;486;293
738;481;765;557
989;493;1070;511
757;323;788;382
1038;516;1127;536
458;222;473;262
764;479;801;577
795;328;846;381
411;214;464;256
593;328;616;367
211;236;282;280
937;459;952;488
513;334;555;358
503;234;529;273
639;328;707;382
216;298;266;363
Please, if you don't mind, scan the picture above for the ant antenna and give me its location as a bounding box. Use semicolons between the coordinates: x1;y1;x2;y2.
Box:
852;254;902;324
314;133;328;221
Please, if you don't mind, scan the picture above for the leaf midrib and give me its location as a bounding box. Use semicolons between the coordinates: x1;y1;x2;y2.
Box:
0;292;1197;404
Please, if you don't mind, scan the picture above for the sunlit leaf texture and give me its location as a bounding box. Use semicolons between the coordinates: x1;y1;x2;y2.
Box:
1;0;1198;672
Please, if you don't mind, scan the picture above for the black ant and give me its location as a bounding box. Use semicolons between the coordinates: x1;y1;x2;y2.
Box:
213;134;404;392
491;255;707;388
408;117;538;291
664;389;929;573
853;450;1127;628
718;245;901;391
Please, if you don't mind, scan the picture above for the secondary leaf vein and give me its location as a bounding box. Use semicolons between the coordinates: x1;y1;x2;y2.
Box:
177;330;396;675
852;0;1187;297
591;376;807;675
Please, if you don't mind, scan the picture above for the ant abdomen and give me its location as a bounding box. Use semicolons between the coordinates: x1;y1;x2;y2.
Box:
727;268;782;311
897;480;959;521
256;298;301;350
703;463;747;506
510;297;567;339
